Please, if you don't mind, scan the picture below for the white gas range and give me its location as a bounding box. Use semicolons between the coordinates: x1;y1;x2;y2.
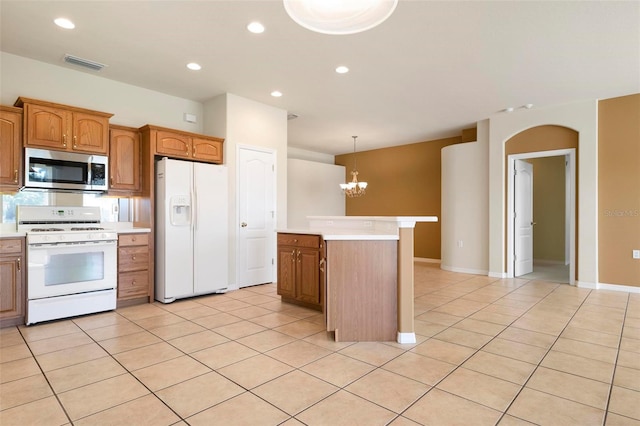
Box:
17;206;118;325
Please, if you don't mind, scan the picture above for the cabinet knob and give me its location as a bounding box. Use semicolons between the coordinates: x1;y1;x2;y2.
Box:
193;146;197;156
110;177;114;185
13;170;18;183
241;222;248;227
73;135;77;148
17;257;21;271
131;236;136;241
132;255;136;260
63;134;67;147
132;280;136;285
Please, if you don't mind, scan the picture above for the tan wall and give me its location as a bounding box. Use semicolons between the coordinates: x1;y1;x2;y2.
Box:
598;93;640;287
527;156;566;262
335;137;461;259
505;125;579;277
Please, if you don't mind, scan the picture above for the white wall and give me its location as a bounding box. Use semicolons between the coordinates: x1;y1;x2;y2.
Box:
488;99;598;286
287;159;345;229
441;119;489;274
288;146;335;164
202;93;288;287
0;52;203;132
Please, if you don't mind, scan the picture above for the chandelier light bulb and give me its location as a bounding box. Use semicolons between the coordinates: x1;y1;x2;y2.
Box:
340;136;368;197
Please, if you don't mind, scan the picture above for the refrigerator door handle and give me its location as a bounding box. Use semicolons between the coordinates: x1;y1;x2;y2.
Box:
193;189;198;230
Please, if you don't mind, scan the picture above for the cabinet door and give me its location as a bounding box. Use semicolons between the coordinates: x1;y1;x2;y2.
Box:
156;130;191;158
25;103;70;150
0;256;23;321
277;246;296;298
297;248;321;305
72;112;109;154
0;109;22;189
192;137;223;163
109;128;141;193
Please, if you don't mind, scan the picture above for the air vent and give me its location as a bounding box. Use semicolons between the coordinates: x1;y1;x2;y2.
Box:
287;113;298;120
63;54;107;71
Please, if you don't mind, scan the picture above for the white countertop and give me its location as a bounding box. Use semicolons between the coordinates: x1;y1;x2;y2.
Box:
279;216;438;241
0;224;25;238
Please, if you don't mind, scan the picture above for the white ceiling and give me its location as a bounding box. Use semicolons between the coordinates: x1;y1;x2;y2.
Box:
1;1;638;155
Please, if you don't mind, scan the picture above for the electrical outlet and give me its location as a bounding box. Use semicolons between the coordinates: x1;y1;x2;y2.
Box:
633;249;640;259
363;221;373;227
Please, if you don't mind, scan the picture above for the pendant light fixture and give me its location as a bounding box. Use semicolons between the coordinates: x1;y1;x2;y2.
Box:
283;0;398;35
340;136;368;197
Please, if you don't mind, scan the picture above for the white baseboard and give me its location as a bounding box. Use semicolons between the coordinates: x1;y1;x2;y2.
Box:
533;259;566;265
597;282;640;293
414;258;441;264
576;280;597;289
489;271;508;278
397;332;416;344
440;264;488;275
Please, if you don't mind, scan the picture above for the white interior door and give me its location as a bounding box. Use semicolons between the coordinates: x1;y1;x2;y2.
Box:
238;147;275;287
514;159;534;276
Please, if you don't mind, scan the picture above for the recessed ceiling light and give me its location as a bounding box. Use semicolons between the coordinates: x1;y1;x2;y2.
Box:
54;18;75;29
271;91;283;97
504;107;514;113
335;65;349;74
186;63;202;71
247;22;265;34
523;103;534;109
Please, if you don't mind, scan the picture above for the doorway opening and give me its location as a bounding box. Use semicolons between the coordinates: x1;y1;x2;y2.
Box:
507;148;576;284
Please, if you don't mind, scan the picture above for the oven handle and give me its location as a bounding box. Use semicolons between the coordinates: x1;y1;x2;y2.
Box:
28;240;117;249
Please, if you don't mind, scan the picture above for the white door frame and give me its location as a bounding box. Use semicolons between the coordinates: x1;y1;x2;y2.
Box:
507;148;576;284
236;144;277;286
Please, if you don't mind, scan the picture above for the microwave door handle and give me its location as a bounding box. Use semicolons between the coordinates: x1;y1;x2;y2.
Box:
88;157;93;188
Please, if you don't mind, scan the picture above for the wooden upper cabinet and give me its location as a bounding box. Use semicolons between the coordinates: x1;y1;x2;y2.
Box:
15;97;112;155
192;136;223;163
0;106;23;191
156;129;191;158
141;125;224;164
109;125;141;194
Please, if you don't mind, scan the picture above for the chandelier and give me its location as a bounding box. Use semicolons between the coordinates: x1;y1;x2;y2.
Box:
340;136;368;197
283;0;398;35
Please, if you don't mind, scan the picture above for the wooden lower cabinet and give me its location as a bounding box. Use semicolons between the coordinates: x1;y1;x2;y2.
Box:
0;238;25;327
277;233;324;311
117;233;150;304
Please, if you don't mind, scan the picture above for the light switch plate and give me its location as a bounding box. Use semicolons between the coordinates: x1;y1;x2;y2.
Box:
633;249;640;259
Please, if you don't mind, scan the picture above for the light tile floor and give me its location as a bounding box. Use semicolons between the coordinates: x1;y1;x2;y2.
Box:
1;263;639;425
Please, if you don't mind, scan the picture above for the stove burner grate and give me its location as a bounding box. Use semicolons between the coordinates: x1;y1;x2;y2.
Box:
30;228;65;232
70;227;105;231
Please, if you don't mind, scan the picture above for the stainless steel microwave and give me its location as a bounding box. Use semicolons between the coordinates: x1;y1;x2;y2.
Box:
24;148;109;192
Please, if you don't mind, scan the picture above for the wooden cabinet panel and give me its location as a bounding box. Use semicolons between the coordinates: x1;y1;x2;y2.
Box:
118;271;149;299
276;233;323;311
118;246;149;272
297;248;320;305
117;234;151;303
192;137;223;163
277;246;296;299
25;103;68;150
16;97;112;155
0;106;22;191
156;130;191;158
0;238;25;328
73;111;109;153
118;233;149;247
109;125;141;194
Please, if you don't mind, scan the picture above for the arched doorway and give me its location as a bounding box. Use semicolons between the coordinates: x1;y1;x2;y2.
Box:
504;125;579;284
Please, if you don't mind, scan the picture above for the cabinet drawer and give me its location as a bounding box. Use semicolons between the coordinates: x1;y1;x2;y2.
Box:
0;238;23;254
118;270;148;299
277;233;320;248
118;233;149;246
118;246;149;272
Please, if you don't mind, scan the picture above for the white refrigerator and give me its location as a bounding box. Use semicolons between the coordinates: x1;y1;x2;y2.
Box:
155;158;228;303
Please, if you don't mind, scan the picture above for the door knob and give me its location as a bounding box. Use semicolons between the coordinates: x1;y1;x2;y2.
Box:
241;222;247;227
531;221;537;226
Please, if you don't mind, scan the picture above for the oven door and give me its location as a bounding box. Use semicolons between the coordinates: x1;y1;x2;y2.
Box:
27;240;117;299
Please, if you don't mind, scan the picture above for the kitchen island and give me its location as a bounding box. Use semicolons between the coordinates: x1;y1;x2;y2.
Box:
278;216;437;343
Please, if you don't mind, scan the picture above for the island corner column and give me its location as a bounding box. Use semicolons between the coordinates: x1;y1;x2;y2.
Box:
397;221;417;344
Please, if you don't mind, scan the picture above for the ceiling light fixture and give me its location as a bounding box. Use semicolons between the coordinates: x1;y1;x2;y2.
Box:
186;63;202;70
247;22;265;34
54;18;75;29
340;136;368;197
271;91;283;97
335;65;349;74
283;0;398;35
